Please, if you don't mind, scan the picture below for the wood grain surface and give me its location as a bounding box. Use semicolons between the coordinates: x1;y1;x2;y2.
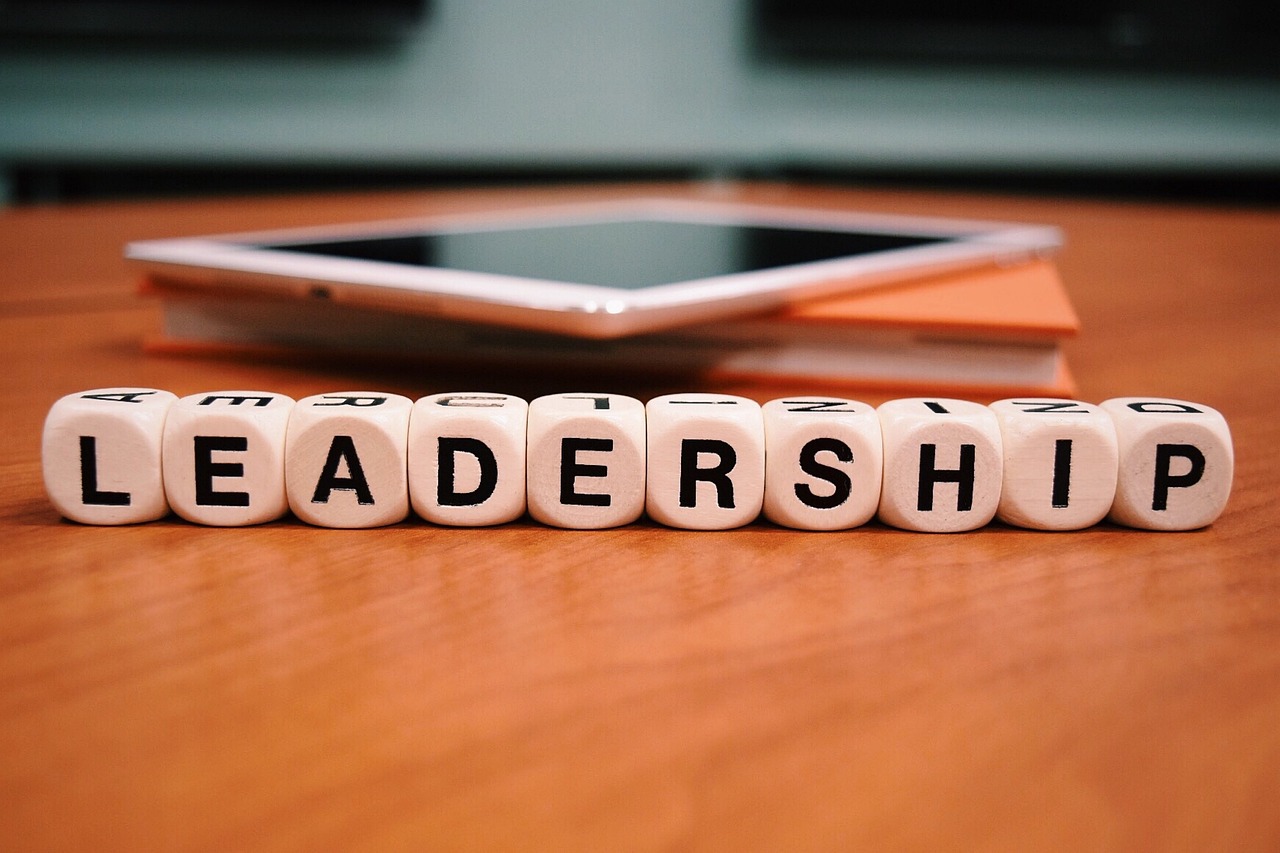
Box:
2;183;1278;851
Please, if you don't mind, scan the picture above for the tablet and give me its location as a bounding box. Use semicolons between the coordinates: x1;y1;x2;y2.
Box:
126;197;1062;339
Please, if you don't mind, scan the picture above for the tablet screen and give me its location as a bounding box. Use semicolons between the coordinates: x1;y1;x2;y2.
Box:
264;218;950;291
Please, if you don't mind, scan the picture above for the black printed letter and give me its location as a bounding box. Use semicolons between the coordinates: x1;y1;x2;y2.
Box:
1127;402;1203;414
81;391;156;404
794;437;853;510
311;435;375;505
194;436;250;507
1051;439;1073;508
560;437;612;507
313;396;386;407
79;436;130;506
1152;444;1205;511
917;443;976;512
437;437;498;507
679;439;737;509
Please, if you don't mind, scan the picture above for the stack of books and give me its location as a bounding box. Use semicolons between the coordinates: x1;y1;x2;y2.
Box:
143;257;1077;396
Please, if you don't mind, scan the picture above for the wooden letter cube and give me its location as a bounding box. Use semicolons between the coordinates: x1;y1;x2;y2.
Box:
989;398;1119;530
408;393;528;526
645;393;765;530
761;397;882;530
526;393;646;529
1100;397;1233;530
878;398;1003;532
42;388;178;525
162;391;295;526
285;392;413;528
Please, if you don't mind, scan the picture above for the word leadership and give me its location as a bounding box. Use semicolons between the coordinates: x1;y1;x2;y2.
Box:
42;389;1233;532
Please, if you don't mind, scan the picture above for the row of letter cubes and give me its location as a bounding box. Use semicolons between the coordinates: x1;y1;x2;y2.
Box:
43;388;1233;532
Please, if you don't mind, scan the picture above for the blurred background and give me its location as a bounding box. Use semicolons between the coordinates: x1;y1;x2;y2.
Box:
2;0;1278;205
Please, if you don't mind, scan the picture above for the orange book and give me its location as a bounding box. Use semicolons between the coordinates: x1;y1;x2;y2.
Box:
783;259;1077;339
143;260;1078;396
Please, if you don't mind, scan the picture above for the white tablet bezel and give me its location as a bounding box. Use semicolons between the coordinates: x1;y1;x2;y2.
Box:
126;197;1063;339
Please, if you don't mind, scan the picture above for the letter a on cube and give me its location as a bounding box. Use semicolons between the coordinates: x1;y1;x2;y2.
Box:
43;388;177;524
286;392;413;528
1100;397;1233;530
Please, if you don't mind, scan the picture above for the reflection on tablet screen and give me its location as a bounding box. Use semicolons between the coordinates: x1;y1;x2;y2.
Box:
266;219;950;290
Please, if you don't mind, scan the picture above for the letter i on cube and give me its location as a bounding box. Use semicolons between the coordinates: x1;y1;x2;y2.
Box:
162;391;295;526
42;388;178;525
646;393;765;530
989;398;1118;530
285;392;413;528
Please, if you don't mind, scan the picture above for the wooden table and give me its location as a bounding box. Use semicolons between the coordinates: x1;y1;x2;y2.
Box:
3;183;1278;850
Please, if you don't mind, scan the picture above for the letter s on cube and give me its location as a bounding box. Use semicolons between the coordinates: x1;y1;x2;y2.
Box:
761;397;882;531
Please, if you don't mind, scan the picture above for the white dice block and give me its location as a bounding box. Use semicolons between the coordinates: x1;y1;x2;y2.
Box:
42;388;178;525
162;391;295;526
1100;397;1233;530
645;393;765;530
761;397;883;531
408;393;529;526
285;392;413;528
526;393;646;529
878;398;1003;532
989;398;1119;530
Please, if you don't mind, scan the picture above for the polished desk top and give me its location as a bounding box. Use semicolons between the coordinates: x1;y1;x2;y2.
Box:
2;183;1278;850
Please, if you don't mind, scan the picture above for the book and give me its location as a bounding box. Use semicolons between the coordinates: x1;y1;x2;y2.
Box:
141;260;1078;396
